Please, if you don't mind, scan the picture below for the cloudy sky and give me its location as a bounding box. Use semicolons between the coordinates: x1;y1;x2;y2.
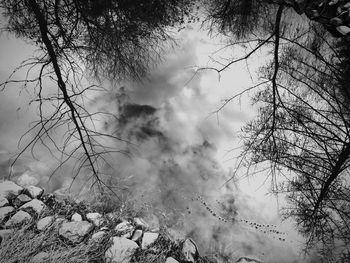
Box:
0;20;320;262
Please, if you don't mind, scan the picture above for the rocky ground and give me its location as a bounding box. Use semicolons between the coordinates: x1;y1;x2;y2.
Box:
0;180;261;263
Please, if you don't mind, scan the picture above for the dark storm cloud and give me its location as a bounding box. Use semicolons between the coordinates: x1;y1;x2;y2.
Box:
127;31;199;106
121;104;157;119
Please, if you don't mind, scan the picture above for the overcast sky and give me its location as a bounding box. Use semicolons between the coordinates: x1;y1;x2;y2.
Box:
0;21;321;262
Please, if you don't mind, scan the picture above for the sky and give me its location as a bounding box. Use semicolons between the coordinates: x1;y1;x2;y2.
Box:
0;20;322;262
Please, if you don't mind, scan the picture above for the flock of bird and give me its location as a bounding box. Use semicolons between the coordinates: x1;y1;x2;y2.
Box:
183;193;288;243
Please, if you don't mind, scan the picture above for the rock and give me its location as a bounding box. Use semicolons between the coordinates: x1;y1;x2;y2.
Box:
115;221;135;238
71;212;82;222
0;197;9;208
86;212;104;227
337;25;350;35
31;252;50;263
5;210;32;227
330;17;343;26
105;237;138;263
59;221;94;243
308;9;319;18
53;217;67;227
20;199;46;215
0;206;15;222
134;214;160;232
282;0;294;5
131;229;143;242
329;0;339;6
337;6;343;15
143;214;160;232
236;256;262;263
13;194;32;207
182;238;199;263
0;181;23;200
0;229;13;244
133;217;147;229
166;257;179;263
25;185;44;199
91;231;106;240
37;216;54;231
141;232;159;249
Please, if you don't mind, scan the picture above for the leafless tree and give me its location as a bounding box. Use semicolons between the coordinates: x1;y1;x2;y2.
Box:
0;0;196;189
200;0;350;260
241;39;350;259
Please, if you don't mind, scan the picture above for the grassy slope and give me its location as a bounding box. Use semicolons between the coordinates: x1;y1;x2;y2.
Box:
0;193;216;263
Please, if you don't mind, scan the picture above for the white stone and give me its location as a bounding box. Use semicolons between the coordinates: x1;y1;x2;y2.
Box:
134;214;160;232
20;199;46;215
25;185;44;199
182;238;198;263
141;232;159;249
337;25;350;35
0;206;15;222
71;212;82;222
86;212;104;227
13;194;32;207
122;232;133;238
0;229;13;243
236;256;262;263
133;217;147;229
309;9;319;18
165;257;179;263
0;181;23;199
91;231;106;240
330;17;343;26
115;221;134;238
5;210;32;227
37;216;54;231
59;221;94;243
53;217;67;227
31;252;50;263
131;229;143;242
105;237;138;263
0;197;9;208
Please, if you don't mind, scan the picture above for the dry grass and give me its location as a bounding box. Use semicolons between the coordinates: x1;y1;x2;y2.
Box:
0;192;151;263
0;215;219;263
0;192;221;263
130;235;183;263
0;220;109;263
130;234;216;263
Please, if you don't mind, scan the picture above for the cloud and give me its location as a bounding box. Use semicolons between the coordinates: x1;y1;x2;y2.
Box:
0;26;307;262
82;85;301;262
126;30;200;107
